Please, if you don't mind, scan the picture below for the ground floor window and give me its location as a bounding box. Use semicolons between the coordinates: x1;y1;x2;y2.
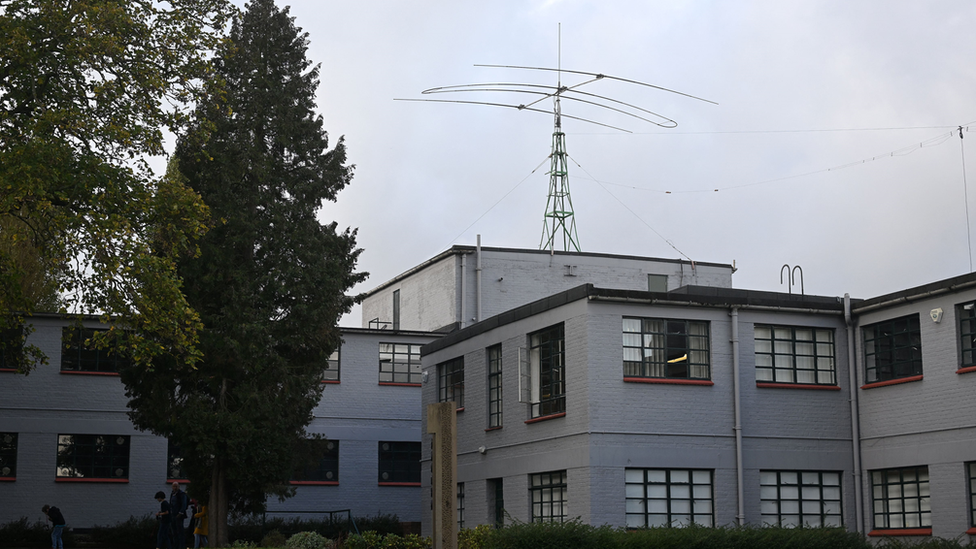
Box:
457;482;465;529
166;439;186;481
0;433;16;479
625;468;713;528
967;462;976;528
760;470;842;527
56;434;130;480
293;440;339;483
871;466;930;529
378;441;420;485
530;470;567;522
488;477;504;528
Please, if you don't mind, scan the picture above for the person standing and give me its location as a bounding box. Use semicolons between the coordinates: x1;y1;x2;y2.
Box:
192;503;209;548
155;491;172;549
169;482;188;549
41;505;65;549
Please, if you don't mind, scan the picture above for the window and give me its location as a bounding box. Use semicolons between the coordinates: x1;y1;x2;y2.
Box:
457;482;465;530
61;327;131;373
487;345;502;428
647;274;668;293
323;347;340;382
0;325;23;370
0;433;17;479
864;315;922;384
56;434;130;480
378;441;420;485
529;324;565;418
760;471;842;527
623;318;710;380
489;478;504;528
755;326;836;385
378;343;422;384
393;290;400;331
968;462;976;528
958;302;976;369
293;440;339;483
530;470;567;522
438;357;464;408
625;468;713;528
166;440;186;481
871;466;930;530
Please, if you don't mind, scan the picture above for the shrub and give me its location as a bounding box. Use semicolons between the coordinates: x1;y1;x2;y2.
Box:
286;530;332;549
458;524;494;549
261;529;288;548
87;515;157;548
0;517;73;548
343;530;431;549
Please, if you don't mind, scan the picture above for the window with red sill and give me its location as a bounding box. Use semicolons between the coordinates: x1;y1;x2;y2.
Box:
56;434;130;481
623;317;710;382
61;327;132;373
863;315;922;384
292;440;339;484
870;466;930;533
377;441;420;485
438;356;464;410
755;325;837;386
0;433;17;480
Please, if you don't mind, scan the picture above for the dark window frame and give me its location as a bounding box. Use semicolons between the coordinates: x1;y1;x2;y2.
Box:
438;357;464;409
755;325;837;385
759;470;843;527
56;434;130;480
870;466;931;530
487;345;503;428
625;468;714;528
0;325;24;371
0;432;17;479
958;302;976;369
378;343;422;384
863;315;922;384
166;440;187;481
392;289;400;331
623;317;711;380
457;482;465;530
530;470;567;523
529;324;565;418
293;440;339;483
968;462;976;528
323;346;340;382
377;441;420;485
60;327;131;374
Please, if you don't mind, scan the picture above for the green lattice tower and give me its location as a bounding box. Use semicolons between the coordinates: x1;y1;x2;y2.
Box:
540;97;581;253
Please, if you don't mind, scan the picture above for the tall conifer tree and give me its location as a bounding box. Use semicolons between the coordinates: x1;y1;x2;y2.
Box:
120;1;366;544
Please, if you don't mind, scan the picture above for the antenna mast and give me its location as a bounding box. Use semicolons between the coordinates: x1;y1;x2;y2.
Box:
540;24;581;254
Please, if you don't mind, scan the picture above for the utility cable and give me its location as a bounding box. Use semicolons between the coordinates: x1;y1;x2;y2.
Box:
961;126;972;272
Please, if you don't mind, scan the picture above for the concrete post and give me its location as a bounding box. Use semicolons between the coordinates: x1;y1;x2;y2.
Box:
427;402;457;549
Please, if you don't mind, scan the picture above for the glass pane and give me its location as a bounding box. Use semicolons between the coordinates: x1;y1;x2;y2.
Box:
625;469;645;483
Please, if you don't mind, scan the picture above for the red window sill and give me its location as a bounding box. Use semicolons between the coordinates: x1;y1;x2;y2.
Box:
966;527;976;535
60;370;120;377
166;479;189;484
455;407;464;413
290;481;338;486
525;412;566;424
378;482;421;487
0;477;15;482
321;380;340;384
861;375;923;390
624;377;714;386
56;477;128;483
957;366;976;375
378;382;421;387
0;368;16;373
485;426;503;432
756;382;841;391
868;528;931;537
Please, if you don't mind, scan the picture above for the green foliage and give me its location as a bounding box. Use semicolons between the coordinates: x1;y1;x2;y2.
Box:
286;531;331;549
458;525;494;549
0;0;233;371
261;529;288;548
0;517;75;548
87;515;157;548
483;519;615;549
343;531;431;549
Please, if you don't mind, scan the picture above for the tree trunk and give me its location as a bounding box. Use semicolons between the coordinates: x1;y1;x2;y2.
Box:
211;459;229;547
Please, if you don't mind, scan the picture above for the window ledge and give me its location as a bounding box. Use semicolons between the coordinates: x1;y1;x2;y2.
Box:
166;479;189;484
624;377;713;386
320;380;340;384
0;368;16;373
0;477;15;482
485;426;503;432
378;382;421;387
525;412;566;424
378;482;421;487
756;382;841;391
455;407;464;413
60;370;120;377
967;527;976;535
868;528;932;537
56;477;128;483
290;481;338;486
861;375;923;390
957;366;976;375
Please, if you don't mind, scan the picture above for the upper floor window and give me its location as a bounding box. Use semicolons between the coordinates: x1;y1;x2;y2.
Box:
392;289;400;331
438;357;464;409
293;440;339;483
61;327;131;373
0;433;17;480
863;315;922;384
56;434;130;480
377;441;420;485
323;347;340;382
760;470;842;527
755;326;836;385
166;440;187;481
870;466;930;530
529;324;565;418
0;325;23;371
487;345;503;428
623;318;710;380
378;343;422;385
958;302;976;370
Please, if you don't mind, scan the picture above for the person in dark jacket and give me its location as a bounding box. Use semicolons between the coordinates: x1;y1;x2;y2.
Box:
170;482;188;549
155;491;172;549
41;504;65;549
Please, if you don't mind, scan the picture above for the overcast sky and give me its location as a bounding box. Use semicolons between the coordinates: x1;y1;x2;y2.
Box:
234;1;976;325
